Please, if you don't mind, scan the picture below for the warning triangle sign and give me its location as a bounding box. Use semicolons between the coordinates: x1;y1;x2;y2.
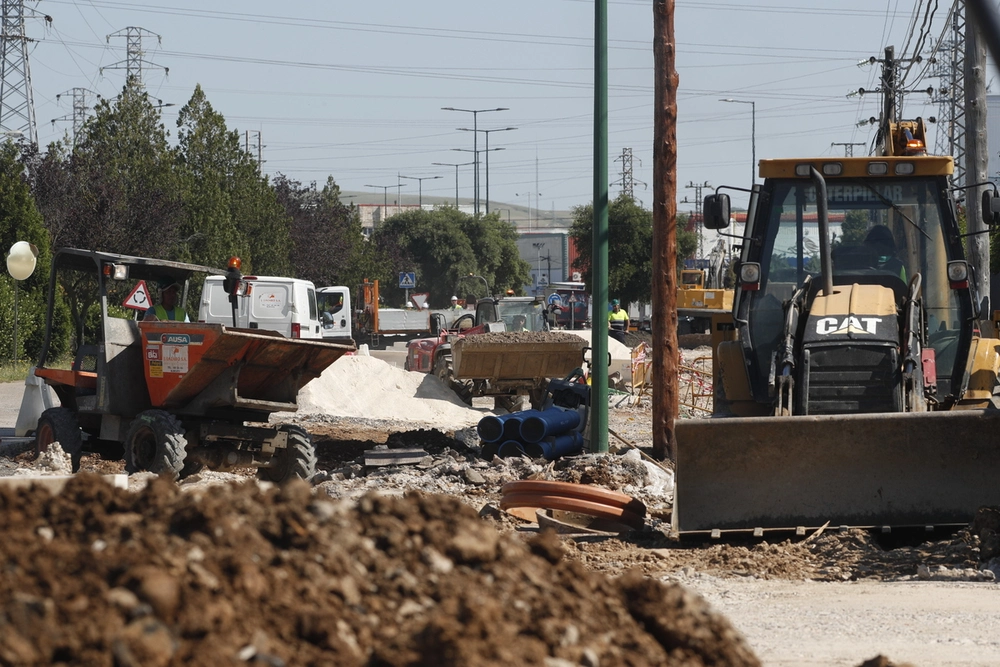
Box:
123;280;151;311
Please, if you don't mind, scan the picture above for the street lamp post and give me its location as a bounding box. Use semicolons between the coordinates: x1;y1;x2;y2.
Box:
720;98;756;183
432;161;475;208
364;183;403;220
531;242;546;295
458;126;516;215
399;174;443;207
442;107;509;216
516;191;542;231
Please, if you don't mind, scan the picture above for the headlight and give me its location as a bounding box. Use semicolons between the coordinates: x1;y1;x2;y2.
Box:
867;162;888;175
740;262;761;283
947;261;968;283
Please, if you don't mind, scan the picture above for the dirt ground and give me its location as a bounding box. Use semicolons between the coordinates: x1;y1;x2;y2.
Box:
1;370;999;665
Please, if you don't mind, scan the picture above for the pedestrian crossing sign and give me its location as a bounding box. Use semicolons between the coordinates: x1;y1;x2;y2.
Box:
399;272;416;289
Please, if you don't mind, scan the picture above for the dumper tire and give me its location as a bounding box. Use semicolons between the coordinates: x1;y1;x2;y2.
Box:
257;425;316;484
433;353;471;405
35;407;83;473
494;395;522;413
124;410;187;479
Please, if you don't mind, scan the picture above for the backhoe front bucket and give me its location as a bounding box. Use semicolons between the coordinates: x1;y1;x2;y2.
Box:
674;410;1000;533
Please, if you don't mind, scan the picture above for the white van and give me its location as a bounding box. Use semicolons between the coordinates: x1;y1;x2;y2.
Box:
198;275;322;339
316;286;353;344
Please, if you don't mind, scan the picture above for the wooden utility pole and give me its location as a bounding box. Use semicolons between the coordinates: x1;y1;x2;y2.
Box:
965;9;990;326
652;0;679;461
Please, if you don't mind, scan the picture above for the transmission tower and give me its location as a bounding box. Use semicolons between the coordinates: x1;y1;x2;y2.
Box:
102;27;169;84
0;0;48;145
613;147;646;200
831;142;867;157
930;2;966;188
51;87;97;144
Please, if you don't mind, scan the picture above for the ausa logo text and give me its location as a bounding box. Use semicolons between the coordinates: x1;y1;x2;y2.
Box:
161;334;190;345
815;316;882;336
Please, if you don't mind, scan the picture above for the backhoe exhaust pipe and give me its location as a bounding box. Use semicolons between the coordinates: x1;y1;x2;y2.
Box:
810;166;834;297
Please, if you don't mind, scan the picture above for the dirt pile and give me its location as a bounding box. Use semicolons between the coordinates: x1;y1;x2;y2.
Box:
458;331;587;346
0;474;760;666
293;354;486;429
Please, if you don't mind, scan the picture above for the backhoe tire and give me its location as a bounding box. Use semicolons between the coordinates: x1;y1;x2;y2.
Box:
124;410;187;479
35;407;83;472
257;425;316;484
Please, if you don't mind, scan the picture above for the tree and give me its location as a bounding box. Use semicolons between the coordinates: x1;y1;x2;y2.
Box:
0;141;70;361
373;207;528;307
675;211;699;265
175;85;249;268
175;85;291;274
66;77;184;257
274;175;379;290
571;196;697;306
462;212;531;299
27;78;184;348
571;195;678;306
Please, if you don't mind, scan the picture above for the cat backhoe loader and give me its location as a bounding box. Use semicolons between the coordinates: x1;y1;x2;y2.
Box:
674;119;1000;533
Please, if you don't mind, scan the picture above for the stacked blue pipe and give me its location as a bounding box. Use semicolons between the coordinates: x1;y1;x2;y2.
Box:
477;407;585;461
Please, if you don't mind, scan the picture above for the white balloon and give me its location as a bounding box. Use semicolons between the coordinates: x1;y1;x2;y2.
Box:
7;241;37;280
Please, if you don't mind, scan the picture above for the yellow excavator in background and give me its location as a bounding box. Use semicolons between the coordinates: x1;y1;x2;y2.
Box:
674;118;1000;534
677;239;734;335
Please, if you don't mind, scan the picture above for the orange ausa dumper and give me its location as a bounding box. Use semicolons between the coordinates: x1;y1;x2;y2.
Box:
28;249;354;481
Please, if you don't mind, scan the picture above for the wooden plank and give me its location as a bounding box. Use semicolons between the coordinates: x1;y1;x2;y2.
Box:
364;448;429;467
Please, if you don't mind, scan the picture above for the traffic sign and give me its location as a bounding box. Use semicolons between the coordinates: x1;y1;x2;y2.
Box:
123;280;150;311
399;272;416;289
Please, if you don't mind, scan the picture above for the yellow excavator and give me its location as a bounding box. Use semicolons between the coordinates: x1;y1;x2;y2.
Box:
674;118;1000;534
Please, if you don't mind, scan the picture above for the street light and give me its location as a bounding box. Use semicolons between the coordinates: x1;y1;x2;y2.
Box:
516;191;542;231
432;161;475;208
399;174;443;207
531;242;546;296
457;126;516;215
442;106;509;216
364;183;405;221
720;98;756;183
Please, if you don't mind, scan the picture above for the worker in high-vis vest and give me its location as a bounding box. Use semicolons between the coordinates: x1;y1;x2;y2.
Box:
608;298;629;344
143;279;190;322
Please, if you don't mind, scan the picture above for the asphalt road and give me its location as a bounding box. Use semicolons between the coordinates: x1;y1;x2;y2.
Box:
0;380;25;436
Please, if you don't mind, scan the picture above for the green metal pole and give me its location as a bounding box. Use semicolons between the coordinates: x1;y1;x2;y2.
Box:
591;0;609;453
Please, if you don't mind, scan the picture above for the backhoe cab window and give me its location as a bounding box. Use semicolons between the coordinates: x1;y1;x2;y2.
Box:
750;177;962;387
499;302;545;332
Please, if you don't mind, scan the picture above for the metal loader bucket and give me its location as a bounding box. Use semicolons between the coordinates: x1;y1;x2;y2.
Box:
674;410;1000;533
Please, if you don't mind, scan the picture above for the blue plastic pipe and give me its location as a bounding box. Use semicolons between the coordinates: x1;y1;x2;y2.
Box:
519;407;583;443
532;432;584;460
497;440;527;459
478;412;523;443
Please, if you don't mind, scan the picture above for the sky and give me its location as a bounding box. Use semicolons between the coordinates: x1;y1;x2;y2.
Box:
17;0;966;221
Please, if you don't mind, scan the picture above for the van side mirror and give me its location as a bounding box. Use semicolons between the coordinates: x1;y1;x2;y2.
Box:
982;190;1000;226
704;193;731;230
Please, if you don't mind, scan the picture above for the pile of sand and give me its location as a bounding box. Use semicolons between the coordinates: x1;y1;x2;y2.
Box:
295;354;487;429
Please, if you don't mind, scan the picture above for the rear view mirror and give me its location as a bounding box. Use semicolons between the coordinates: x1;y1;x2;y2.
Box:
982;190;1000;226
703;193;731;230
